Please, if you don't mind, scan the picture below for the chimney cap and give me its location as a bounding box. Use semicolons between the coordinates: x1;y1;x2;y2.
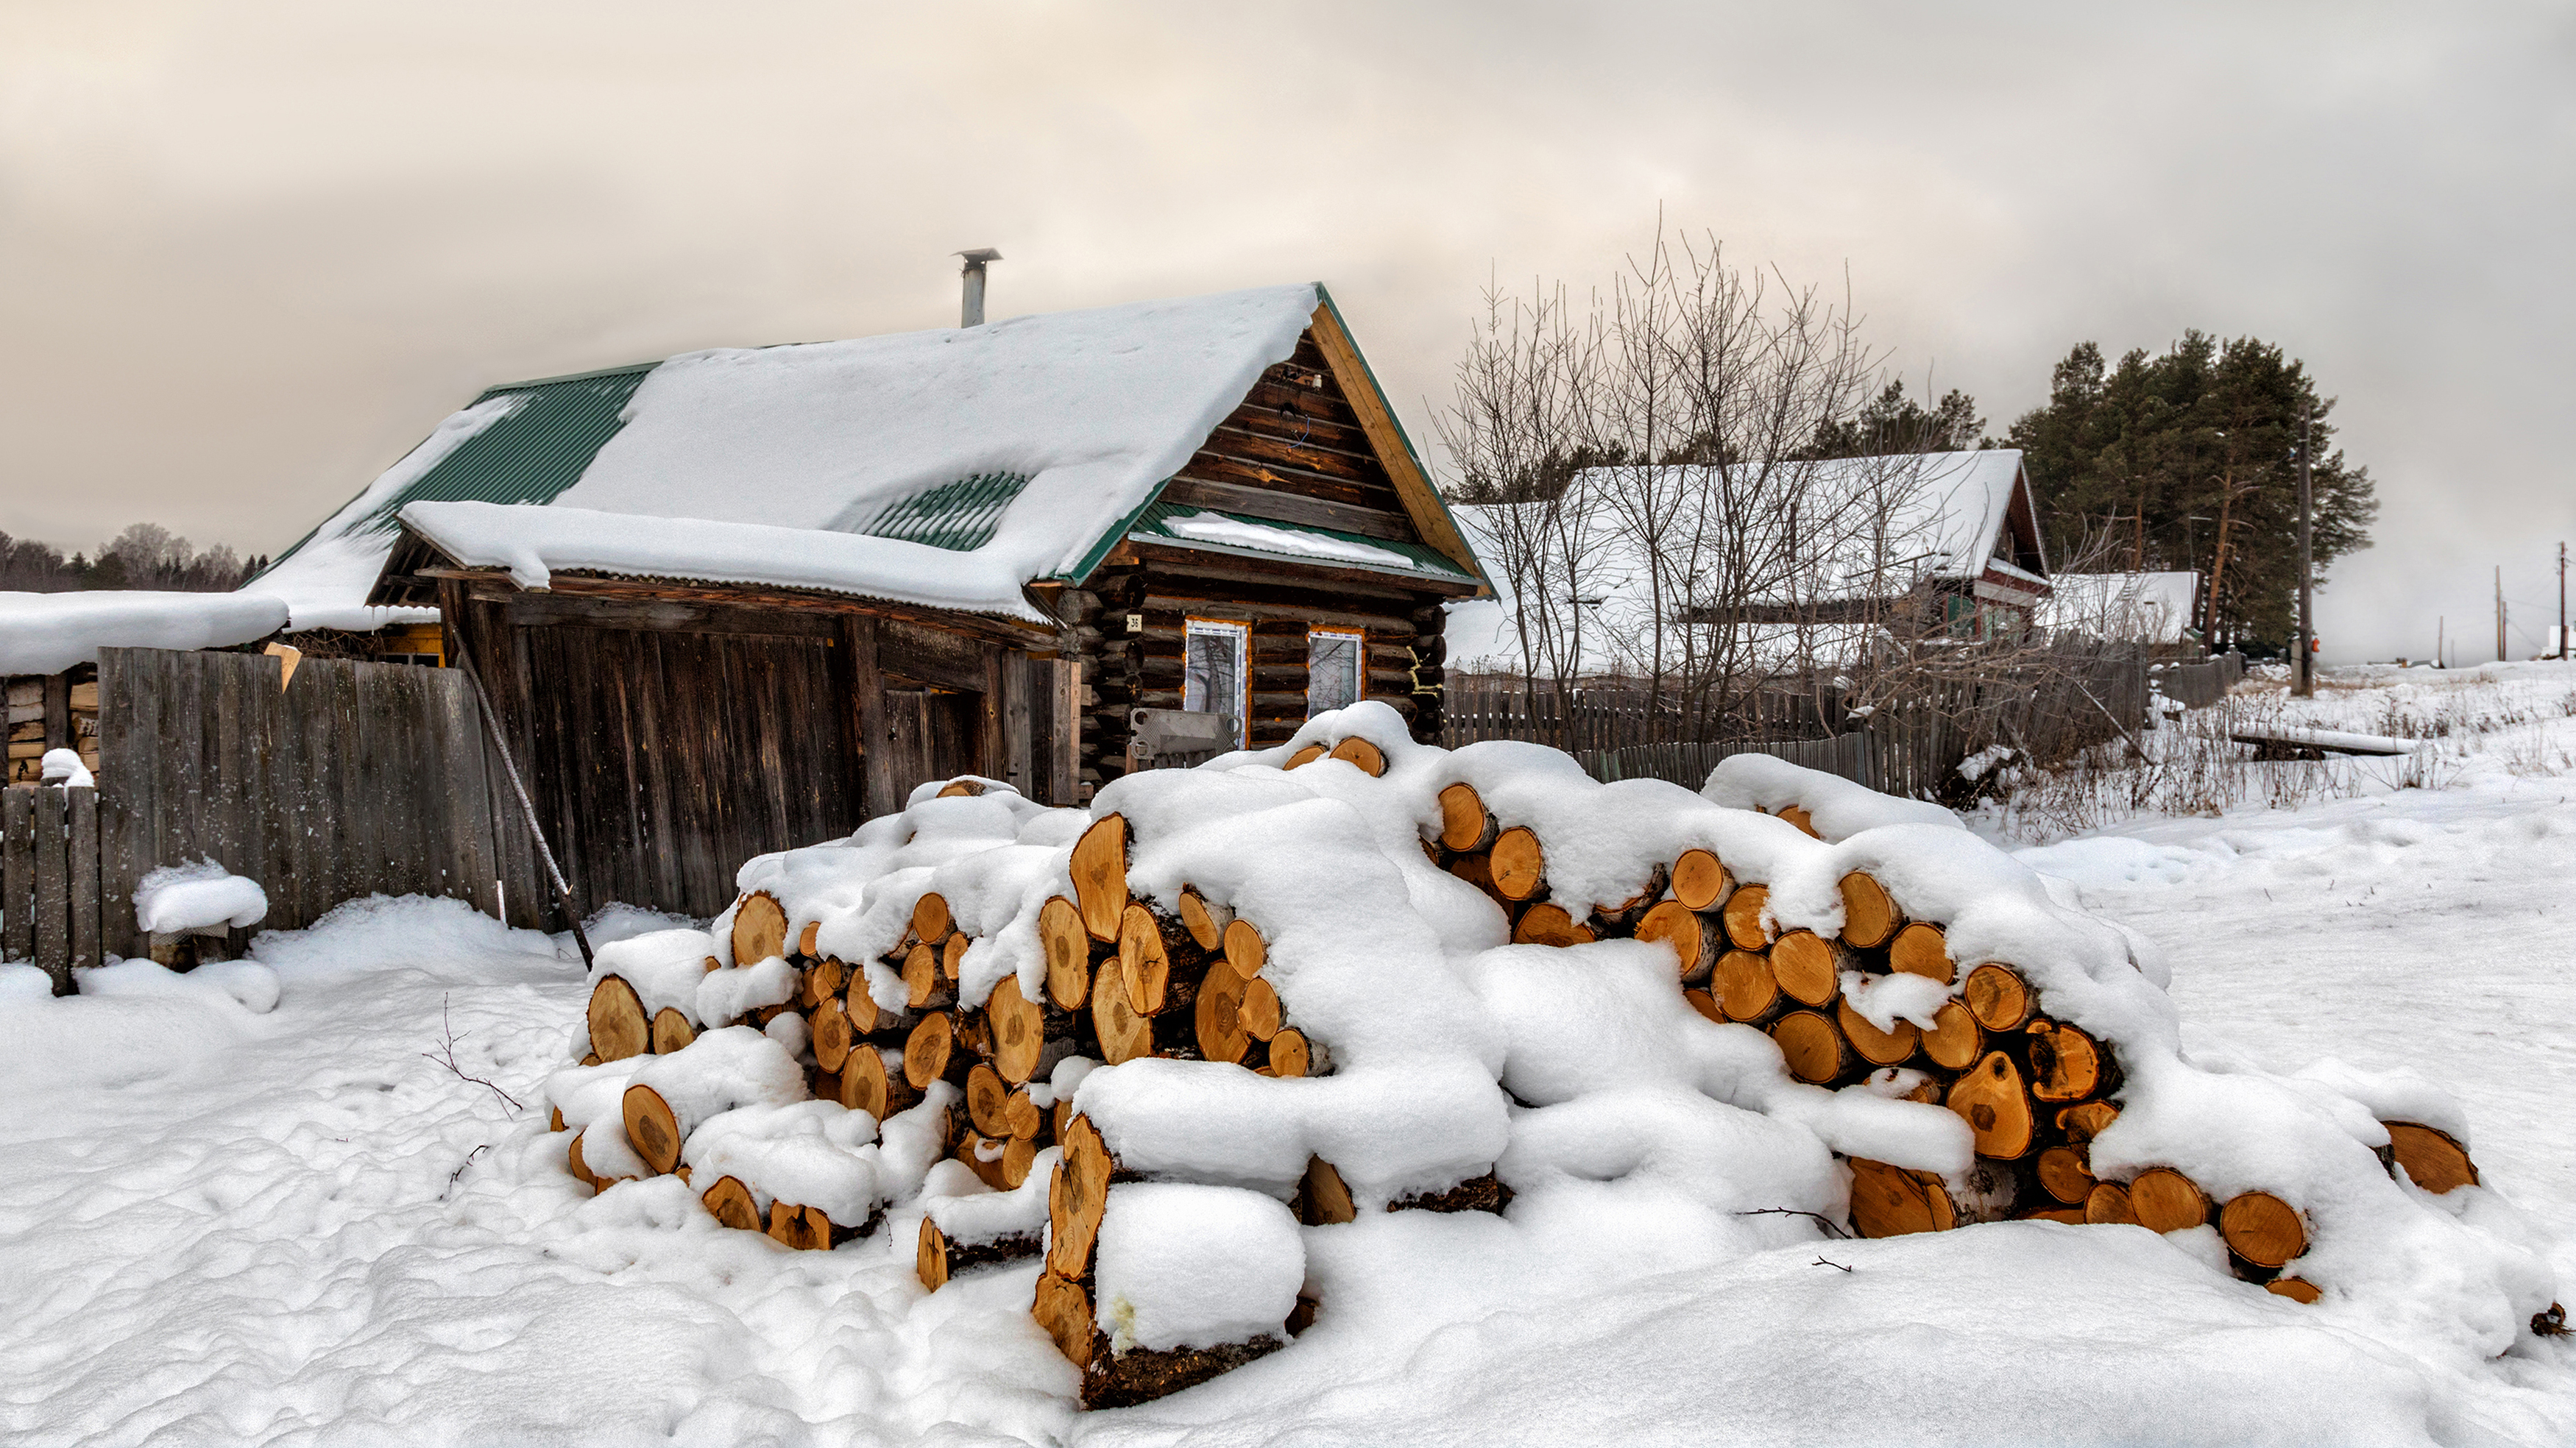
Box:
956;248;1002;266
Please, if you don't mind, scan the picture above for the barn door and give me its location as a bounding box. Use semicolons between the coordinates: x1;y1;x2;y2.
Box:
882;686;981;802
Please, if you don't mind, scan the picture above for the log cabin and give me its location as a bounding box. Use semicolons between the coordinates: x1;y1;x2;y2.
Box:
260;283;1489;920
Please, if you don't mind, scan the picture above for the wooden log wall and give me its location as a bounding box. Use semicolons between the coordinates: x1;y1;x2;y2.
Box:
1160;342;1425;546
94;645;534;957
1065;550;1448;795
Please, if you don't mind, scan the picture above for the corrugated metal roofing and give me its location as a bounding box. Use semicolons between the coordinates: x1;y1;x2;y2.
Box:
355;366;653;532
857;472;1032;552
1124;501;1479;583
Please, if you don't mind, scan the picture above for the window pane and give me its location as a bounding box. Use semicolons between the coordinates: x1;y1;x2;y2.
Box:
1306;632;1361;715
1184;625;1242;720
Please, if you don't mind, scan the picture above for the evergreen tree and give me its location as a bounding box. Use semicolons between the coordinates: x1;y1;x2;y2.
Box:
1799;380;1986;459
2005;333;2375;649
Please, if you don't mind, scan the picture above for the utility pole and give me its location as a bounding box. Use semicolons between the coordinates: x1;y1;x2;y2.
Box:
2497;566;2507;663
2294;402;2315;697
2559;542;2568;659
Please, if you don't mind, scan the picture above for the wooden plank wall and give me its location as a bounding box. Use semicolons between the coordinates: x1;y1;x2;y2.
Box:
95;646;526;959
504;611;861;922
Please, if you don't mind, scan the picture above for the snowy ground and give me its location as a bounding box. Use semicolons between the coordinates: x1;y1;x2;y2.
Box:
4;664;2572;1446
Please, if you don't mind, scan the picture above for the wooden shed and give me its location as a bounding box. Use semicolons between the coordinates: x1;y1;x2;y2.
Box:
278;283;1485;921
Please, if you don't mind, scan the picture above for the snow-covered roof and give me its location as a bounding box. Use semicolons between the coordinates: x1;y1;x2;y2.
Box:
2044;572;2199;644
263;284;1484;625
0;591;290;677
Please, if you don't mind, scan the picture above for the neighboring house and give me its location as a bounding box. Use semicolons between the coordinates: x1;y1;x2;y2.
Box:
260;283;1487;918
2042;572;2202;653
1446;449;2050;678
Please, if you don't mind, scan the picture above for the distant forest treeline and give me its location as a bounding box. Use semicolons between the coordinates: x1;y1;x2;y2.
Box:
0;523;269;595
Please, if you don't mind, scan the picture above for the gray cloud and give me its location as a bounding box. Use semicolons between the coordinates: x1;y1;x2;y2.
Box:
4;0;2569;659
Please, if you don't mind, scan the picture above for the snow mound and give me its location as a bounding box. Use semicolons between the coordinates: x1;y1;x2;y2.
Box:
539;717;2561;1413
133;859;269;934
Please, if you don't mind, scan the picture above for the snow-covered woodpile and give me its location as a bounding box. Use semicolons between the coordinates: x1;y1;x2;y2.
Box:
544;700;2559;1410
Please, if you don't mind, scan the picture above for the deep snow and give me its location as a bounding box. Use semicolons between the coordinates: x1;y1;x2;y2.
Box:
2;670;2572;1446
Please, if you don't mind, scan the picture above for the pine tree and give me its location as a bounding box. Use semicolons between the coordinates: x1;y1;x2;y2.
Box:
2006;333;2375;650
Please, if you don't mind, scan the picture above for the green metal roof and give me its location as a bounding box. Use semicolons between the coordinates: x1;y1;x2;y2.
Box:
259;364;655;578
1124;500;1479;583
858;471;1032;551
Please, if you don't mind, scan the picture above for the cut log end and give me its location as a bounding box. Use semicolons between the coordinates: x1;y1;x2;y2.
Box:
812;996;853;1073
2129;1167;2212;1233
1296;1155;1357;1225
1947;1051;2036;1159
1117;904;1175;1016
586;976;649;1064
1267;1027;1313;1078
1769;1010;1850;1085
1437;781;1497;853
1328;736;1387;777
2025;1019;2106;1103
2219;1190;2307;1269
1090;965;1155;1065
987;974;1047;1085
1033;1271;1097;1369
1889;922;1954;984
1513;902;1599;949
2384;1121;2479;1194
1720;884;1774;951
622;1083;682;1176
1835;996;1919;1067
1489;827;1546;902
1635;901;1708;980
1670;848;1731;912
1177;887;1227;952
2036;1146;2097;1205
1837;871;1899;948
701;1174;760;1232
903;1012;955;1090
768;1199;831;1251
1920;999;1983;1072
1195;960;1252;1065
1961;962;2033;1032
1715;949;1780;1023
731;890;789;967
2083;1182;2139;1226
1284;743;1327;771
1237;976;1284;1040
2266;1277;2323;1305
1222;918;1267;978
1769;930;1841;1007
1038;896;1091;1009
1071;814;1131;943
1847;1158;1957;1237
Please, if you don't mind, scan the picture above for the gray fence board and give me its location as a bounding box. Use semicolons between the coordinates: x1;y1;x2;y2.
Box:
32;785;68;982
93;647;540;961
68;787;99;971
3;787;31;963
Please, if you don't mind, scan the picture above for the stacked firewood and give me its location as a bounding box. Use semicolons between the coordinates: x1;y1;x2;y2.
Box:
1423;773;2488;1304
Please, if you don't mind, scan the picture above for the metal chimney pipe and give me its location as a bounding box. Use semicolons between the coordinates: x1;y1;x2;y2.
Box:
958;248;1002;327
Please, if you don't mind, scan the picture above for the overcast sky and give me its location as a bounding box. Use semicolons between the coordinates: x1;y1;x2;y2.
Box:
4;1;2569;661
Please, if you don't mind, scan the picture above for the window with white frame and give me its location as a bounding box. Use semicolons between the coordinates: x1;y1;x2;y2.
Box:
1306;627;1364;716
1183;617;1250;746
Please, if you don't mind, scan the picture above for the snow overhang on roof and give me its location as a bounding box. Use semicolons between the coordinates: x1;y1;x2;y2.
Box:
396;502;1055;623
0;591;291;676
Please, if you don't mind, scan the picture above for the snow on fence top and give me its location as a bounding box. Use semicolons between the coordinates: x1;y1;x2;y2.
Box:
548;700;2559;1410
0;590;289;677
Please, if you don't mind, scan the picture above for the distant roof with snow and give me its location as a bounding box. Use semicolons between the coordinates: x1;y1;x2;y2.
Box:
0;592;289;677
261;284;1479;625
1445;450;2047;676
2043;572;2200;644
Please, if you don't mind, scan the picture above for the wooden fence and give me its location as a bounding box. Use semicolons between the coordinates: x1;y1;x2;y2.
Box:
1;785;102;988
2152;653;2247;710
96;647;550;960
1;647;552;988
1444;647;2156;797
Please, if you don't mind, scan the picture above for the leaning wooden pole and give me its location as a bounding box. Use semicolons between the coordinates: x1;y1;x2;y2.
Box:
455;648;594;970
